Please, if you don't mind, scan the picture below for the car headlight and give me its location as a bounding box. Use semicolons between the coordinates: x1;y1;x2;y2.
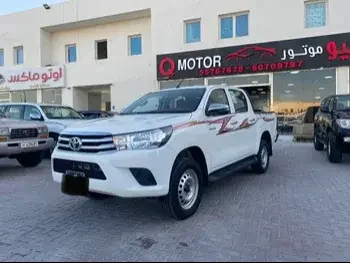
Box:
113;126;173;151
0;128;9;136
337;119;350;129
37;127;49;134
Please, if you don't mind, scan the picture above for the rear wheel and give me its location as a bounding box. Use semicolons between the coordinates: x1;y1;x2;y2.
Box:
313;130;324;151
327;132;342;163
160;156;203;220
251;140;270;174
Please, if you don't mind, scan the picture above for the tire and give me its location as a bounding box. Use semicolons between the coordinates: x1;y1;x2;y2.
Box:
327;132;342;163
251;140;270;174
160;156;203;220
17;151;44;167
313;130;324;151
87;191;109;200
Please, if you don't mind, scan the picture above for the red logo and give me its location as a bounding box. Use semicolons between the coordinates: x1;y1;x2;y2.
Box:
225;46;276;62
326;41;350;61
159;57;175;77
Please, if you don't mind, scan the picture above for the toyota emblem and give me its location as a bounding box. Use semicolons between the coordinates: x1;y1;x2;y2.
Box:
69;137;82;151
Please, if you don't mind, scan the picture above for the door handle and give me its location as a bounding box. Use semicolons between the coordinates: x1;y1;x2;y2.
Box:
208;126;216;131
230;121;238;125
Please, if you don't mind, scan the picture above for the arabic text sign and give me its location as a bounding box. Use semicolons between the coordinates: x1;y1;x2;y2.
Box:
0;65;65;91
156;32;350;80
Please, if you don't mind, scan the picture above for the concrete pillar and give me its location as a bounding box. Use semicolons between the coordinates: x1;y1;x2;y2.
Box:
336;67;349;95
62;86;74;107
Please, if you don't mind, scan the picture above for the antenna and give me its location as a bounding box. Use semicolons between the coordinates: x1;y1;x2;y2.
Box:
175;79;184;89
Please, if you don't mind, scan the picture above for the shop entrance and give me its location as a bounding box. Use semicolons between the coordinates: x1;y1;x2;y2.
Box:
73;85;111;111
239;85;271;112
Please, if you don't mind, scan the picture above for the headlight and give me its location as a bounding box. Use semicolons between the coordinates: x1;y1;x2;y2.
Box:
337;119;350;129
113;126;173;151
37;127;49;134
0;128;9;136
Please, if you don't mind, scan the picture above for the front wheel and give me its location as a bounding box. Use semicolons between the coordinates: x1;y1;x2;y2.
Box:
160;156;203;220
327;132;342;163
313;130;324;151
17;151;44;167
251;140;270;174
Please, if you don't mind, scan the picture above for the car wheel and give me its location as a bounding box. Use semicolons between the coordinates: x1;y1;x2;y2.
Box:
313;131;324;151
17;151;44;167
327;132;342;163
251;140;270;174
160;156;203;220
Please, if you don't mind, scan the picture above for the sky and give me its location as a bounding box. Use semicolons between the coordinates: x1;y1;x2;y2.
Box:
0;0;64;15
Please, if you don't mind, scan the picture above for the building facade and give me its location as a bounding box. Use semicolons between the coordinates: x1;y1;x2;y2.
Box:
0;0;349;117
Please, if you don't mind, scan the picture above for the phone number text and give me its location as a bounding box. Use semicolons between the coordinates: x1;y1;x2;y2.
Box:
199;61;304;77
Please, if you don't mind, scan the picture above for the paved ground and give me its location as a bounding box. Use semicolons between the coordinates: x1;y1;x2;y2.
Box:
1;138;350;262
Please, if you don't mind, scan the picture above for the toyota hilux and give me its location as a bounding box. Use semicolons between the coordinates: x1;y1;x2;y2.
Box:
51;86;278;220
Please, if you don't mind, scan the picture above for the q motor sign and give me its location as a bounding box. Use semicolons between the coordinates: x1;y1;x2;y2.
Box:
0;65;65;92
156;32;350;80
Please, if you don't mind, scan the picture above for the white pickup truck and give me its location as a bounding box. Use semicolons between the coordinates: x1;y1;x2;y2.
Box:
51;86;278;220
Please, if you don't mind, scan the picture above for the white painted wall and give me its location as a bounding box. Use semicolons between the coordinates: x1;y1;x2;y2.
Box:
1;0;350;110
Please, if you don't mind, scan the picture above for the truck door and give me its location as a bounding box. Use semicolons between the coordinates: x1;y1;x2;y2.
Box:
228;89;257;158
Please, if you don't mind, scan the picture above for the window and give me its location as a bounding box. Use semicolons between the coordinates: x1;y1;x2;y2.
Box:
220;16;233;39
6;105;24;120
14;46;24;65
23;106;42;121
96;40;108;60
219;13;249;39
185;20;201;43
206;89;231;114
229;89;248;113
121;88;206;115
335;95;350;110
129;35;142;56
42;89;62;105
66;44;77;63
0;49;4;66
305;1;326;28
40;106;82;119
328;97;334;111
236;14;249;37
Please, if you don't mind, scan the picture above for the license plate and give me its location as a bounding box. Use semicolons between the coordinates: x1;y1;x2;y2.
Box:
61;174;89;196
21;141;38;148
65;170;86;178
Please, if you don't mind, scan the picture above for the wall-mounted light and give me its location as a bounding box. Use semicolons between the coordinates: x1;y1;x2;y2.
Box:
43;4;51;10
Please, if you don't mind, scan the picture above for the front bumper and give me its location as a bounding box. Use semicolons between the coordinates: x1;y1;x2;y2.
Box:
0;137;54;156
51;145;177;198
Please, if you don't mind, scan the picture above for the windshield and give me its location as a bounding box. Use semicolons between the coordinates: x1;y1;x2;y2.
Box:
336;96;350;111
120;88;206;115
41;106;82;119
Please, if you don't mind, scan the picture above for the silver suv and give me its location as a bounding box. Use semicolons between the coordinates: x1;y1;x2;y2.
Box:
0;103;85;155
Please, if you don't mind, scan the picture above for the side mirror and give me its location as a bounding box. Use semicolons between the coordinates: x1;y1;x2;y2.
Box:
207;103;230;116
30;113;43;121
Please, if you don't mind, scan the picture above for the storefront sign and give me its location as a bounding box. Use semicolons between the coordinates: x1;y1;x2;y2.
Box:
157;32;350;80
0;65;65;91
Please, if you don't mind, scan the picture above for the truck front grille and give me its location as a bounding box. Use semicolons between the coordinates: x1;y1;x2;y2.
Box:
10;128;38;139
57;134;116;153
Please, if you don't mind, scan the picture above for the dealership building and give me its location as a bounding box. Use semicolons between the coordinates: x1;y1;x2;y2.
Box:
0;0;350;114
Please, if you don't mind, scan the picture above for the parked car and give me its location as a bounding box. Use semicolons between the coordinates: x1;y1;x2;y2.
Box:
314;94;350;163
0;117;53;167
51;85;278;220
79;110;115;119
0;103;85;156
